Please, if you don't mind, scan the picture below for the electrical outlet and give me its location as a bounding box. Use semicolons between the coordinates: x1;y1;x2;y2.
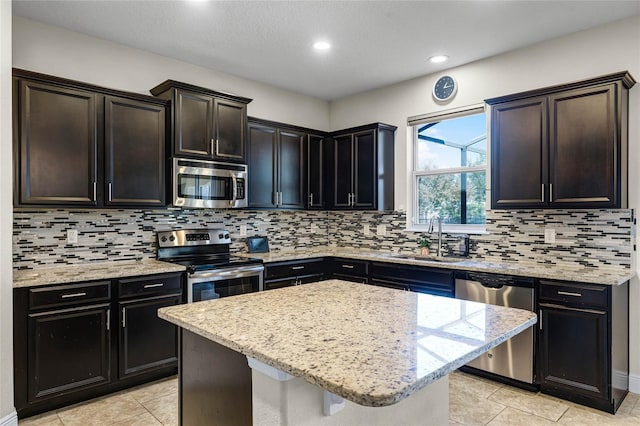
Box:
544;228;556;244
239;225;247;237
376;224;386;236
363;224;370;236
67;229;78;244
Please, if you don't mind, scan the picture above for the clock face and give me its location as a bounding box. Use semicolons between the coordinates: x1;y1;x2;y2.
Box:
433;75;457;101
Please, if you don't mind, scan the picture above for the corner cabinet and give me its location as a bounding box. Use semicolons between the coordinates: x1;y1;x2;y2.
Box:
247;117;328;209
150;80;252;163
13;69;168;208
537;279;629;413
488;71;635;209
327;123;396;211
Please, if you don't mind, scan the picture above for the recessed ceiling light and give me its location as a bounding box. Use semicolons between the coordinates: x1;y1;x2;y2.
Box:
429;55;449;64
313;41;331;51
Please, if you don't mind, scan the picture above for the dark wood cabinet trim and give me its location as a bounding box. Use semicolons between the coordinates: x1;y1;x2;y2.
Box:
330;122;397;136
486;71;635;105
150;79;252;105
248;116;328;136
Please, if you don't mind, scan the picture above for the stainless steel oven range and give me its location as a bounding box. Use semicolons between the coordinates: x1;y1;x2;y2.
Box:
156;229;264;303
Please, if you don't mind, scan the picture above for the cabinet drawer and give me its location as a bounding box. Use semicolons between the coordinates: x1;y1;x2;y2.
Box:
29;281;111;310
332;258;368;277
265;258;325;280
539;280;608;308
119;273;183;299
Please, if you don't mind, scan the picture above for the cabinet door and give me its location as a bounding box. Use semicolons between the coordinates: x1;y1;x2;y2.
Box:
549;84;618;207
332;134;354;208
491;97;548;208
539;303;608;401
248;123;277;207
118;294;181;379
104;96;166;206
278;129;305;209
18;80;98;206
213;99;247;163
353;130;376;209
174;89;213;158
307;134;325;209
28;304;110;402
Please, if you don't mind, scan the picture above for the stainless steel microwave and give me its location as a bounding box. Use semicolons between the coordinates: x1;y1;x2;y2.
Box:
173;158;248;209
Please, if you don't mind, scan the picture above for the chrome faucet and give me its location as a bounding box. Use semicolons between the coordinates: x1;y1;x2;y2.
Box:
427;215;442;257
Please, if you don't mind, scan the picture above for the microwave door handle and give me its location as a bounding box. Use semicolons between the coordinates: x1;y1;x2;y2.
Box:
230;173;238;207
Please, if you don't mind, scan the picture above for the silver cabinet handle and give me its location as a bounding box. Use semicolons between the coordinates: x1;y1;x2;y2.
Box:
122;308;126;328
352;193;356;206
211;138;215;155
539;309;543;330
291;266;305;270
106;309;110;331
341;264;355;269
108;183;113;201
61;292;87;299
550;183;553;202
542;184;545;203
309;193;314;206
558;291;582;297
347;193;352;206
93;181;97;202
144;283;164;289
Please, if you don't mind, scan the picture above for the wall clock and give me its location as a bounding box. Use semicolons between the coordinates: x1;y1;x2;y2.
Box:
432;75;457;102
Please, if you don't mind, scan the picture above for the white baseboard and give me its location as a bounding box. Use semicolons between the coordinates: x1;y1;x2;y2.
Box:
0;411;17;426
630;373;640;394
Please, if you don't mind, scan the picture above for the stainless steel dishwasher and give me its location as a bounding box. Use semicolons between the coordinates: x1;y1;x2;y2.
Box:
455;271;535;384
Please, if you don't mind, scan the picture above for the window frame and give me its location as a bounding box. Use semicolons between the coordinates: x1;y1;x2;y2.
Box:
407;104;488;234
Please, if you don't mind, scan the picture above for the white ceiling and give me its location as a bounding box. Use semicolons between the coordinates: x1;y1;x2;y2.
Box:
12;0;640;101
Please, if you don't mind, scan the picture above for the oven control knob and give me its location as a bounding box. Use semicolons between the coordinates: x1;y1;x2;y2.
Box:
161;236;167;242
224;233;230;239
169;236;175;242
218;233;224;239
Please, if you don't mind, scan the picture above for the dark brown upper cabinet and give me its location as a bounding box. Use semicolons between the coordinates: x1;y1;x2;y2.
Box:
13;69;168;208
247;117;329;210
150;80;252;163
327;123;396;211
488;71;635;209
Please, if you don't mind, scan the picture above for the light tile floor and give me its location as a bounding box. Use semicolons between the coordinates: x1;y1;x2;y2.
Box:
18;371;640;425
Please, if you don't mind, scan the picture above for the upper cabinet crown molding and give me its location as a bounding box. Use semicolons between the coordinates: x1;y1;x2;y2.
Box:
150;79;253;105
485;71;636;105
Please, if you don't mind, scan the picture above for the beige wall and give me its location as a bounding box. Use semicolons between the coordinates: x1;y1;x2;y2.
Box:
12;16;330;131
1;1;14;423
330;15;640;388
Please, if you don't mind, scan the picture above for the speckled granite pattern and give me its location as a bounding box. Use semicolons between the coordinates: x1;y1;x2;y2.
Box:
13;260;185;288
158;280;537;407
240;248;635;286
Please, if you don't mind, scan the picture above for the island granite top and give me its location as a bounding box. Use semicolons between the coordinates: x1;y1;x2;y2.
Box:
13;259;186;288
158;279;537;407
240;247;634;286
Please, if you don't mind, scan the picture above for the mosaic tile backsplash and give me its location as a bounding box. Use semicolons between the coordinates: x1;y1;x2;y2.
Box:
13;208;633;270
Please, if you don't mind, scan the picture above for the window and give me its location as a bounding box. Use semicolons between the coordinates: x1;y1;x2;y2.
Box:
410;105;487;232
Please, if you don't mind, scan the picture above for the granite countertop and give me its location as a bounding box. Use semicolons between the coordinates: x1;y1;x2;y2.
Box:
240;247;635;286
13;259;186;288
159;279;537;407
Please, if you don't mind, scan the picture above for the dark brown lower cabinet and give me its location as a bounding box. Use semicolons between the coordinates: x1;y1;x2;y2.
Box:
537;279;629;413
118;294;181;378
14;273;183;419
28;304;111;401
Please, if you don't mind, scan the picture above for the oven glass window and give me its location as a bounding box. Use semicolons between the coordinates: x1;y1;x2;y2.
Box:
178;174;231;200
192;276;259;302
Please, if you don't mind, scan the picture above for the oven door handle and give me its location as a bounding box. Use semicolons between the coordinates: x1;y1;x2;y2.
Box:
189;265;265;282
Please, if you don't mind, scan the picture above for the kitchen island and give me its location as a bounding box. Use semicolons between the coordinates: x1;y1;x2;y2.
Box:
159;280;537;425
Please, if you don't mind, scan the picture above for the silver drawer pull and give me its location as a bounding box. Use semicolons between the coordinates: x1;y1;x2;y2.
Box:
291;266;305;270
341;265;355;269
61;292;87;299
143;283;164;289
557;291;582;297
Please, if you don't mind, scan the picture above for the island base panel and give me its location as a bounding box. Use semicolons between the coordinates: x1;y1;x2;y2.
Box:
252;369;448;425
180;329;252;426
